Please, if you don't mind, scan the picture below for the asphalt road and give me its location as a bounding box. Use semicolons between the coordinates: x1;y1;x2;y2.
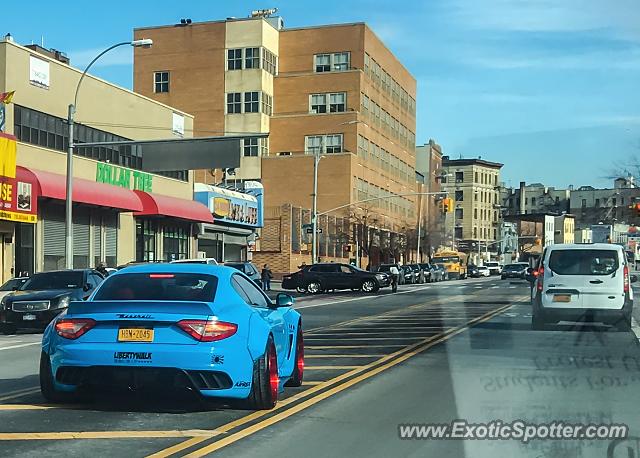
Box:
1;276;639;457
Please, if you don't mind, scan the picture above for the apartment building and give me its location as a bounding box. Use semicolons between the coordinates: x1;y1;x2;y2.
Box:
416;140;443;255
133;16;418;272
501;182;570;215
441;157;503;251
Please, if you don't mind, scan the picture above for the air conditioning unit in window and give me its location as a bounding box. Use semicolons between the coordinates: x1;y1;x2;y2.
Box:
278;152;291;156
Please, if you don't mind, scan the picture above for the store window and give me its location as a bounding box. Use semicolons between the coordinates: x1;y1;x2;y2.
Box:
136;219;157;262
163;226;189;262
15;223;34;276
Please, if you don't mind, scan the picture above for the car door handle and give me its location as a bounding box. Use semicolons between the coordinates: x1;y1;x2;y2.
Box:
589;280;603;284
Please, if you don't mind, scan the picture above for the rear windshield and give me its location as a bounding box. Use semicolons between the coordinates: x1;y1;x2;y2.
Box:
226;263;247;273
433;256;459;263
504;264;523;270
94;273;218;301
22;272;83;290
548;250;619;276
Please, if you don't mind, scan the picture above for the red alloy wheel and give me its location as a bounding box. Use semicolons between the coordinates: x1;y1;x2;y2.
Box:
268;345;279;401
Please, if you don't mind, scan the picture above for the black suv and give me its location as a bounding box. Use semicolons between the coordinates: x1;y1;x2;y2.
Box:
224;262;261;286
282;263;391;294
0;269;104;334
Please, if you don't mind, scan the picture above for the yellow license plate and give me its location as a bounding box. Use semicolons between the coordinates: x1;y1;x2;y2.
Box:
118;328;154;342
553;294;571;303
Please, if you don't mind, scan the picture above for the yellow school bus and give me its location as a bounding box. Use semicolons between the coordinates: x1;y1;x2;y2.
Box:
432;250;468;279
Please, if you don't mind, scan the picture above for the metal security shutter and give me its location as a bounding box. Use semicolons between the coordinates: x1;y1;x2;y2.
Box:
73;211;90;256
43;205;65;256
93;217;102;263
105;213;118;266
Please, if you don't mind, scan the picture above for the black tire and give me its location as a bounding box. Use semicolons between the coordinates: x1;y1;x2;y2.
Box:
532;313;545;331
285;326;304;387
306;281;322;295
296;286;307;294
40;351;82;403
361;279;376;293
1;324;17;335
245;337;278;410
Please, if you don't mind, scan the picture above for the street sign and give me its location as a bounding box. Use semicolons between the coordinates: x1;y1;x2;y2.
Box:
306;227;323;234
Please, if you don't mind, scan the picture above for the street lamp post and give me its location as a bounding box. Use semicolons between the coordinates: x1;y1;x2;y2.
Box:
65;39;152;269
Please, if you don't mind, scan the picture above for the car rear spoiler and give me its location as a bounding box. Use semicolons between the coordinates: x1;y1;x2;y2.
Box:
68;300;214;316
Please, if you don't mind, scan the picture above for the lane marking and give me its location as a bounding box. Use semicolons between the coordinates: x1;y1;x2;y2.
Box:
0;387;40;402
307;331;442;336
301;381;323;386
294;285;433;310
182;302;516;457
305;345;406;349
304;336;428;341
0;342;40;351
0;404;54;410
306;354;384;358
146;436;211;458
304;366;361;370
0;430;219;441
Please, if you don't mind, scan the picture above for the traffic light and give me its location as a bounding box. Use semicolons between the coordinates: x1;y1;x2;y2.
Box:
441;198;453;213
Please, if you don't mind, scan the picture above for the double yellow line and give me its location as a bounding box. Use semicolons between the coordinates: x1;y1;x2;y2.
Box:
151;301;516;457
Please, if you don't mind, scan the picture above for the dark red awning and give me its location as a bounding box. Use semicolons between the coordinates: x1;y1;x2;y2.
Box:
134;190;213;223
18;166;143;212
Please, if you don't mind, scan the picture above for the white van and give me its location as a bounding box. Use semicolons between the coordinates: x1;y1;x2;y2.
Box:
531;243;637;330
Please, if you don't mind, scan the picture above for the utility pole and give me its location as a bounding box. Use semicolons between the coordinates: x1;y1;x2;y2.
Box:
311;137;323;264
416;193;422;262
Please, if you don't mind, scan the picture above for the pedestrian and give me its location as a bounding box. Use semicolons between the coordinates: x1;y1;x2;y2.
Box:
96;262;109;277
389;264;399;293
366;263;371;271
261;264;273;291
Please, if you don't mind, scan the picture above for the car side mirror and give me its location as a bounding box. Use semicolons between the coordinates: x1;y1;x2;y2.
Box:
526;267;534;274
83;283;93;292
275;293;294;308
631;274;638;284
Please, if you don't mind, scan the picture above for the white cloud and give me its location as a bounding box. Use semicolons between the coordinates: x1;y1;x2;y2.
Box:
67;45;133;68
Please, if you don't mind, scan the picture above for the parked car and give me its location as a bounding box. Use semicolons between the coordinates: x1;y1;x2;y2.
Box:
225;261;261;286
501;263;529;279
409;264;427;283
484;261;502;276
435;264;449;281
531;243;637;330
0;269;105;334
400;265;415;284
467;264;480;278
282;263;391;294
0;277;29;301
476;265;491;277
170;258;218;265
418;263;437;282
376;264;404;284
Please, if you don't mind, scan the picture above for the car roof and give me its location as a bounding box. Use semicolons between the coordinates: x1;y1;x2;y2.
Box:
547;243;622;251
32;269;90;274
109;262;237;280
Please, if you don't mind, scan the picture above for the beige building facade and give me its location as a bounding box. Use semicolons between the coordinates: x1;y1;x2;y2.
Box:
0;39;212;282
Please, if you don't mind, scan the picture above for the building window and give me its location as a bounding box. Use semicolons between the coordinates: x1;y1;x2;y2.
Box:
154;71;169;93
613;198;617;206
244;91;260;113
314;52;350;72
259;138;269;156
455;190;464;201
474;208;478;219
475;171;478;183
455;227;463;239
262;48;277;75
136;219;157;262
310;94;327;113
315;54;331;72
329;92;346;112
582;199;587;208
227;49;243;70
455;208;463;220
243;137;259;157
531;197;536;205
305;134;343;154
325;134;343;153
163;226;188;262
227;92;242;114
473;226;477;238
262;93;273;115
245;47;260;69
455;171;464;183
14;105;186;181
595;198;600;207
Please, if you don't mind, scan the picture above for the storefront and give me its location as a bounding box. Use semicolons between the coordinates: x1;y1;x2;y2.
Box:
194;182;263;262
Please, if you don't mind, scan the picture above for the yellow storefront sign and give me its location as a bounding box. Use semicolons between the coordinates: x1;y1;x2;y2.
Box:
0;133;17;179
0;210;37;223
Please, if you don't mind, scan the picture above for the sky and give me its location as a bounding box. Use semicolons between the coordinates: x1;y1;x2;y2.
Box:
4;0;640;188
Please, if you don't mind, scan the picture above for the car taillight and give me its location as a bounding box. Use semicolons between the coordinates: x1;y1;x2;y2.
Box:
624;265;630;293
177;319;237;342
55;318;96;339
536;265;544;292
